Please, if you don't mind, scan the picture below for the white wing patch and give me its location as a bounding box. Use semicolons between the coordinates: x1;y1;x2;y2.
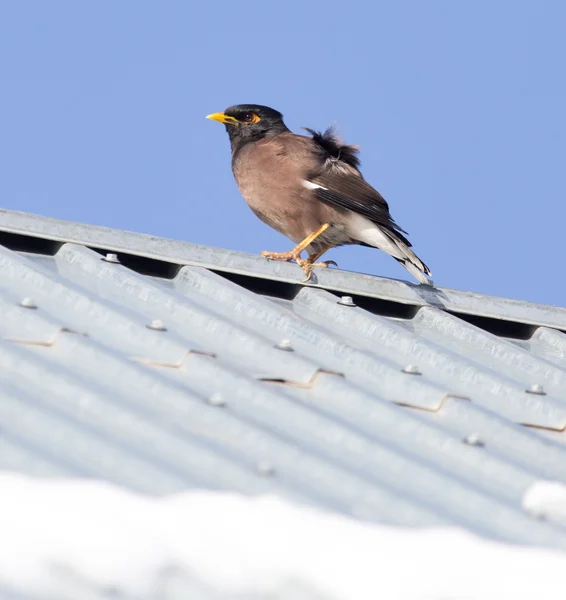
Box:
302;180;327;191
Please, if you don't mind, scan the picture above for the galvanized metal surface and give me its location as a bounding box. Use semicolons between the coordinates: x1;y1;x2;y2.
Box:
2;208;566;329
2;210;566;585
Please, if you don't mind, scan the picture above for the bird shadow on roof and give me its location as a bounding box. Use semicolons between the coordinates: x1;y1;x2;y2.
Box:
411;282;450;311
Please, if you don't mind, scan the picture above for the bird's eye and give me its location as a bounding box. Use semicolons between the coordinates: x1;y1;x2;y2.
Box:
240;112;260;124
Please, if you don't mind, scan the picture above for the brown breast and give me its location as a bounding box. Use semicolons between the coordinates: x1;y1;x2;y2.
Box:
231;134;322;241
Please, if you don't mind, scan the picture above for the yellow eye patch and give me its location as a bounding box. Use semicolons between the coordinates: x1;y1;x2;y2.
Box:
240;112;261;124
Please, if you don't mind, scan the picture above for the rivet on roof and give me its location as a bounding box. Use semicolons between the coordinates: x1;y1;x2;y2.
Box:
102;253;120;263
462;434;485;447
402;365;421;375
256;461;276;477
275;339;294;352
337;295;356;307
19;297;37;309
206;393;226;407
526;384;546;396
146;319;167;331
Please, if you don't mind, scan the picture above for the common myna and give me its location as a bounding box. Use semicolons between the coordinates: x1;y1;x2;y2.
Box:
207;104;432;285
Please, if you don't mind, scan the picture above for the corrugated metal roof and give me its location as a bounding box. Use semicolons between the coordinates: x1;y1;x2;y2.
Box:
2;208;566;561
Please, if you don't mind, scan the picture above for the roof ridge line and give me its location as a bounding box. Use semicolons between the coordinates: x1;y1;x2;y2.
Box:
1;208;565;330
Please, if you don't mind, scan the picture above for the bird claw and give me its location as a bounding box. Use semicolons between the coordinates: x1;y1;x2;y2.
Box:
298;259;338;283
312;260;338;269
301;271;313;284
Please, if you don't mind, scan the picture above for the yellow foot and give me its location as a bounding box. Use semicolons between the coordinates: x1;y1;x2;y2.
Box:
260;250;300;262
261;250;337;282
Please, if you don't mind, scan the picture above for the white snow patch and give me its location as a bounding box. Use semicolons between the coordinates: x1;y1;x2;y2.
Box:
522;480;566;521
0;472;566;599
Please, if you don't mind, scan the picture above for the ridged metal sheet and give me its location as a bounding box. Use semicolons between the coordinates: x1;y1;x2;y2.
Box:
2;211;566;561
3;208;566;329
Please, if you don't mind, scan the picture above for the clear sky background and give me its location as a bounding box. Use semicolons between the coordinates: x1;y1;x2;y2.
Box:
0;1;564;306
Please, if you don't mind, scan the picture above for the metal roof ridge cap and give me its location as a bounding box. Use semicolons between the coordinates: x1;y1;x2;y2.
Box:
3;209;566;327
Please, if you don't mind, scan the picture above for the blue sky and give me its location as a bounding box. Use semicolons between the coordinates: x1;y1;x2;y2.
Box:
0;1;564;305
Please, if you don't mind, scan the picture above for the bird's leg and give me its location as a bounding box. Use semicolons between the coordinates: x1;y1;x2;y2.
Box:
261;223;331;264
297;245;338;282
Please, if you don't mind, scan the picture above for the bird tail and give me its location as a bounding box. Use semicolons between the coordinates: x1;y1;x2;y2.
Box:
383;230;432;285
351;216;432;284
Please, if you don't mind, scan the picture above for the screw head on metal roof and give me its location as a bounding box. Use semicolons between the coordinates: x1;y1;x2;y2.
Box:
275;339;294;352
462;434;485;447
102;252;120;263
526;384;546;395
19;297;37;309
206;393;226;407
402;364;421;375
337;295;356;307
146;319;167;331
256;461;276;477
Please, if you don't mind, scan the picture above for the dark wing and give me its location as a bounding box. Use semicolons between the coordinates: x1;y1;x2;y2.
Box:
305;130;410;241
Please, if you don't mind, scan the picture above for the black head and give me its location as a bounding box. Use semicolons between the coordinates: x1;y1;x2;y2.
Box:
206;104;290;152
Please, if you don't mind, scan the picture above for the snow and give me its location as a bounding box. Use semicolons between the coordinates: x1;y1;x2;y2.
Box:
1;472;566;600
522;480;566;521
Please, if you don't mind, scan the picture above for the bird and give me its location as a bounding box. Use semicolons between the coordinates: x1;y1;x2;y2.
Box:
206;104;432;285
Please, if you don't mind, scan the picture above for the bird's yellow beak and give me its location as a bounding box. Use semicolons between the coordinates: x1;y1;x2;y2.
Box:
206;112;239;126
